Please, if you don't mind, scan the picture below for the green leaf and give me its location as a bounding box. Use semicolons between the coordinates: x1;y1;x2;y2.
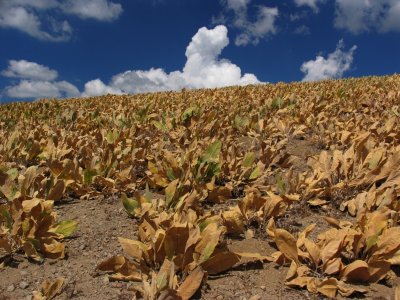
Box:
6;168;18;180
275;172;286;194
105;130;118;144
55;220;78;238
365;230;383;253
234;115;249;129
199;221;209;232
166;168;176;181
83;169;98;185
249;165;262;180
0;209;13;229
202;140;222;163
2;185;18;201
152;120;167;132
242;152;255;168
165;179;179;207
22;219;30;235
121;193;139;217
200;242;217;263
181;106;198;123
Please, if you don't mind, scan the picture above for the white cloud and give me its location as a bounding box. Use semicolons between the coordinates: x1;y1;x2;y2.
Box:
234;7;279;46
82;79;122;97
300;40;357;81
0;5;71;41
0;0;122;41
215;0;278;46
61;0;123;22
5;80;79;99
1;59;79;99
3;26;259;100
334;0;400;33
294;0;324;12
2;60;58;81
83;25;260;96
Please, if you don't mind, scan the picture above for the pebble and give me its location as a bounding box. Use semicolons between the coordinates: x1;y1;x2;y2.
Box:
20;270;28;276
79;244;87;250
7;284;15;292
19;281;29;289
216;296;223;300
103;276;110;283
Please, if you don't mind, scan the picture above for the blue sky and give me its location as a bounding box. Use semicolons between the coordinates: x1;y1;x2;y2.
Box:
0;0;399;103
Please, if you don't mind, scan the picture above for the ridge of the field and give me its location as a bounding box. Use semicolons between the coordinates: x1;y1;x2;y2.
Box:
1;74;400;300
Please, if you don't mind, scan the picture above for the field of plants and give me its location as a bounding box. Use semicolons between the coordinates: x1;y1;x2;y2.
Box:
1;74;400;299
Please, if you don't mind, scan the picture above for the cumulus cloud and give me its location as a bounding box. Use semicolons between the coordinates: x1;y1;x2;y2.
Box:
1;59;79;99
2;26;259;100
300;40;357;81
82;79;122;97
5;80;79;99
83;25;260;96
0;0;122;41
214;0;278;46
2;60;58;81
335;0;400;34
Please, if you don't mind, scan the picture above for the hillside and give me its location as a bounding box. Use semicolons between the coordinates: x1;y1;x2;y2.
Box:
1;74;400;299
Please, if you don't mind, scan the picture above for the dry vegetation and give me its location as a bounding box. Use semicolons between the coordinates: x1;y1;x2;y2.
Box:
1;75;400;299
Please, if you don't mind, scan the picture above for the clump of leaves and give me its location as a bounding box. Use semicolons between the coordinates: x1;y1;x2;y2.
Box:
97;205;270;299
222;188;299;236
0;198;77;261
267;207;400;298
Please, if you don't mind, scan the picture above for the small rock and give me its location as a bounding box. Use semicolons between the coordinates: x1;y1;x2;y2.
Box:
20;270;28;276
249;295;261;300
25;296;32;300
19;281;29;289
79;244;86;250
216;296;224;300
103;276;109;283
259;285;266;290
7;284;15;292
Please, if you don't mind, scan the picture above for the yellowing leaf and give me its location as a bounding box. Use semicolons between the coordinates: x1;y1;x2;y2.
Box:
340;260;369;283
201;251;240;274
177;267;205;300
222;208;245;234
40;277;65;300
55;220;78;238
47;180;65;201
249;162;264;180
121;193;138;217
274;228;299;265
165;179;179;207
242;152;255;168
202;140;221;163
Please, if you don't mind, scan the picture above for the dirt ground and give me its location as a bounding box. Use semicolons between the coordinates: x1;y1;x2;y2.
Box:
0;136;398;299
0;196;397;300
